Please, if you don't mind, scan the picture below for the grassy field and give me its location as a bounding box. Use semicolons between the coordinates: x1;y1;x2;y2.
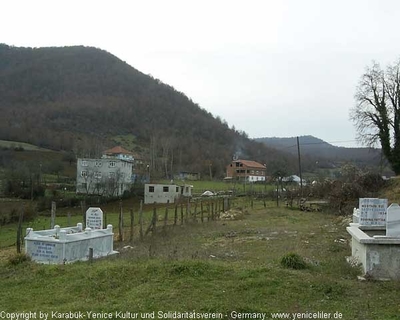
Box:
0;140;52;151
1;200;400;319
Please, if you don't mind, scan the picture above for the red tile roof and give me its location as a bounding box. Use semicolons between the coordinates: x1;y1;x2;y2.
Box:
236;160;266;169
103;146;133;155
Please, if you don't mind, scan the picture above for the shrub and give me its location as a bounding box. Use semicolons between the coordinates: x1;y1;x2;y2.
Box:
280;252;307;270
8;253;31;266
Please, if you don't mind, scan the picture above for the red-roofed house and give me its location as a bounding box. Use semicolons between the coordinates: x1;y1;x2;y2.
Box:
102;146;135;162
226;160;266;182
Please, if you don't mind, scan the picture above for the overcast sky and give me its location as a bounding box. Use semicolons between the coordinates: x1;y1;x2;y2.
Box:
2;0;400;147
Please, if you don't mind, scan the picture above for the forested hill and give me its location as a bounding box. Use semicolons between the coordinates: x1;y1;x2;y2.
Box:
256;136;383;168
0;44;298;177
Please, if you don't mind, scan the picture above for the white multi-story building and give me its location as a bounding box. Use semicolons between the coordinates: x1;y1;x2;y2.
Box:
76;158;133;196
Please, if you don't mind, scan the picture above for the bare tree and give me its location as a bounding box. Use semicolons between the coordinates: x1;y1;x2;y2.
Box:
351;60;400;174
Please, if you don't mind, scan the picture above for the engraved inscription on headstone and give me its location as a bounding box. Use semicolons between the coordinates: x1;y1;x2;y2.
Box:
30;241;59;260
86;207;104;230
359;198;387;226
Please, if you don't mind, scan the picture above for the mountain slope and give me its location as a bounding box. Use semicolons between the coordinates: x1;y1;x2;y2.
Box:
0;44;297;177
256;135;383;168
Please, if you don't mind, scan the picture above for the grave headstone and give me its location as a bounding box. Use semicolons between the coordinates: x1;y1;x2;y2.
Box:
386;203;400;237
85;207;104;230
359;198;387;226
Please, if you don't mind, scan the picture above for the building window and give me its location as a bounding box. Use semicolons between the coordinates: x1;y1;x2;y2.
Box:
149;186;155;193
176;187;179;192
109;161;116;168
81;170;87;178
82;183;87;189
109;172;115;179
81;160;88;167
185;187;189;193
94;172;102;179
95;161;102;167
163;186;169;192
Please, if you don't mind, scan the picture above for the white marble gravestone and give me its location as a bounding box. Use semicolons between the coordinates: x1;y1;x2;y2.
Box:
359;198;387;226
86;207;104;230
386;203;400;237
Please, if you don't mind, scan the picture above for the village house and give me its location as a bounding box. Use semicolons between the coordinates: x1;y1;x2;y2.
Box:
225;159;266;182
76;146;137;196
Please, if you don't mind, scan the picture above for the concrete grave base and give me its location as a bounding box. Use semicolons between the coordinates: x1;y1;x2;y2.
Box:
347;223;400;280
25;223;118;264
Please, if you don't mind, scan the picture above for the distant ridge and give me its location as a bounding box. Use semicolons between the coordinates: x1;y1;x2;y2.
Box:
255;135;383;168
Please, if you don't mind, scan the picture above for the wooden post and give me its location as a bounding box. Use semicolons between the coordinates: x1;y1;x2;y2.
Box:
152;206;157;234
81;200;86;228
50;201;56;229
89;248;93;264
139;200;143;241
67;212;71;227
130;209;134;242
174;202;178;226
201;201;204;223
207;202;210;221
163;201;169;231
251;196;254;209
145;207;157;235
193;201;198;222
211;202;214;220
118;200;124;242
16;206;24;254
185;199;190;223
180;203;184;225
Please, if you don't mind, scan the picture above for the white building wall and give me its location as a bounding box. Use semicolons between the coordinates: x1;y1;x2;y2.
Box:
144;184;180;204
248;176;266;182
77;158;132;196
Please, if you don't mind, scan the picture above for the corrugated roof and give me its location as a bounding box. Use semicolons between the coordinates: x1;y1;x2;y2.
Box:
103;146;133;155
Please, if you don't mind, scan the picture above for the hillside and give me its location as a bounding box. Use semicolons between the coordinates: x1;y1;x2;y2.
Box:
256;135;386;171
0;44;297;178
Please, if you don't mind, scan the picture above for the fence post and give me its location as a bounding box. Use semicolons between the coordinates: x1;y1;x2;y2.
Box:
186;199;190;223
16;206;24;254
201;201;204;223
145;207;157;236
118;200;124;242
81;200;86;229
50;201;56;229
163;201;169;231
180;203;184;225
130;208;134;242
174;202;178;226
89;248;93;264
193;201;198;222
67;212;71;227
139;200;143;241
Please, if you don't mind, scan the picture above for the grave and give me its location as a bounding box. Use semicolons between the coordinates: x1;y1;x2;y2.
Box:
86;207;104;229
25;220;117;264
347;199;400;280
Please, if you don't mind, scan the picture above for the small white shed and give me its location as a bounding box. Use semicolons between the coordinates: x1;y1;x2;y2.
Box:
144;184;180;204
144;184;193;204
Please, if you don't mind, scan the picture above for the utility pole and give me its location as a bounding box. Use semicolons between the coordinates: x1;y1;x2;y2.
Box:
297;136;303;197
